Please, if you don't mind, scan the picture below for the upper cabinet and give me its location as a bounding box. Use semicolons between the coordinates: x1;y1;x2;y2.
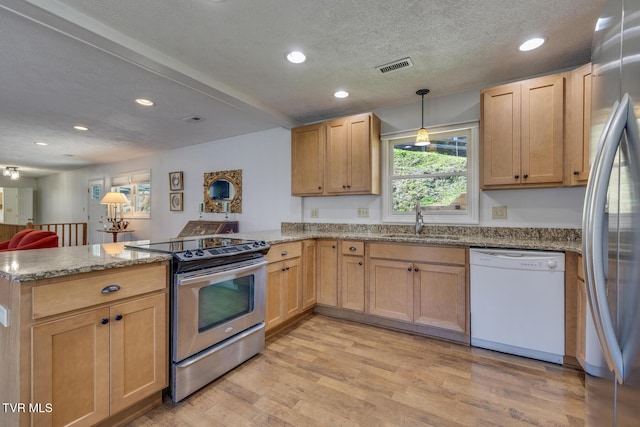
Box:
565;63;592;186
291;112;381;196
481;73;565;189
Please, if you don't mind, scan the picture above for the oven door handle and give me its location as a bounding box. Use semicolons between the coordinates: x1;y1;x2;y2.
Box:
176;259;267;287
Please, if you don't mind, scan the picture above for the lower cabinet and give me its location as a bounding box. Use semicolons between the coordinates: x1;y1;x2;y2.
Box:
340;241;365;312
576;254;588;366
368;243;468;336
302;240;317;309
316;240;339;306
265;241;303;332
32;293;167;427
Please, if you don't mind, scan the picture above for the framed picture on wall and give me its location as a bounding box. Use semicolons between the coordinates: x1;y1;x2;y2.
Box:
170;192;183;211
169;171;183;191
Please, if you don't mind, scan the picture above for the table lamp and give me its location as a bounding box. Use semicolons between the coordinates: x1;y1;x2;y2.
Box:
100;192;129;230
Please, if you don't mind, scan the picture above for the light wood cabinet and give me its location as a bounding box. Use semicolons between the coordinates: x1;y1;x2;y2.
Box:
340;241;365;312
32;292;167;427
316;239;339;306
291;123;325;195
0;262;169;427
576;255;588;366
368;243;468;337
481;73;565;189
566;63;592;186
291;112;381;196
302;239;317;309
265;242;302;332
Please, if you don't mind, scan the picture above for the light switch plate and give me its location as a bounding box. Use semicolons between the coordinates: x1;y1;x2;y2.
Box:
492;205;507;219
310;208;319;218
357;208;369;218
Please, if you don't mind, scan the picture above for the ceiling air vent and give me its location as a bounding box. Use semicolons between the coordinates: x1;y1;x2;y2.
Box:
376;57;414;74
182;115;205;124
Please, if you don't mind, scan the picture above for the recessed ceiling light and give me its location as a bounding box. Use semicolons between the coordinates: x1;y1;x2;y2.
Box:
73;125;89;131
135;98;155;106
286;51;306;64
519;37;546;52
334;90;349;99
34;142;48;146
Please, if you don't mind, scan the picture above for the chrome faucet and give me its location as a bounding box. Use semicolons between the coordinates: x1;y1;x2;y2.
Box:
415;199;424;235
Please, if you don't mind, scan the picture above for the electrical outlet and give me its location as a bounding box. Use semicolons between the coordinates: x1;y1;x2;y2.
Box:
357;208;369;218
310;208;319;218
492;205;507;220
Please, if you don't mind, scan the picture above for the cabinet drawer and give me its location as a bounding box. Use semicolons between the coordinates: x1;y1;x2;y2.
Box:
369;243;465;265
577;255;584;280
341;241;365;256
266;241;302;263
32;263;168;319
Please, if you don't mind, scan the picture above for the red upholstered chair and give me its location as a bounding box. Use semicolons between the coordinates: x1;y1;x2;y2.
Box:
0;229;59;252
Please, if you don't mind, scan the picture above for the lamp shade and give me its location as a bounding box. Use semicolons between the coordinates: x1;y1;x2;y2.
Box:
100;192;129;204
415;128;431;146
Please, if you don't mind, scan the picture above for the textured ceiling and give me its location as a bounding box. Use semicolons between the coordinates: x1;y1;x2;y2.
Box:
0;0;606;178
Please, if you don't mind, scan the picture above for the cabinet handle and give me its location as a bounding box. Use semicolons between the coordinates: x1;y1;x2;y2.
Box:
100;318;109;325
114;314;123;321
281;250;288;256
342;185;347;189
347;185;351;189
101;284;121;294
407;267;412;271
514;174;520;179
573;170;580;175
358;261;363;266
285;267;290;271
523;174;529;179
318;186;322;190
414;267;419;272
332;245;336;249
349;246;357;252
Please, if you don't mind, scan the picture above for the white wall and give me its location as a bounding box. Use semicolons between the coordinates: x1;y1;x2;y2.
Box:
35;87;586;239
37;127;299;241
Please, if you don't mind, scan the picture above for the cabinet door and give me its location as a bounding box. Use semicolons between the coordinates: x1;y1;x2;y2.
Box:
291;123;325;195
110;293;167;414
368;259;413;322
567;63;592;186
302;240;317;309
346;113;372;193
325;117;350;193
316;240;338;306
341;255;365;312
32;309;111;427
413;263;467;333
481;83;522;187
266;262;285;331
284;258;302;319
520;74;564;185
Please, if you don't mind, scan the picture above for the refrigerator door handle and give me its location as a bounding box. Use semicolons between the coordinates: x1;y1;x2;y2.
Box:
584;93;637;384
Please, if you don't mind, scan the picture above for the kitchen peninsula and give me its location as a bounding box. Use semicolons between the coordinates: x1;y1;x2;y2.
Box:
0;244;170;427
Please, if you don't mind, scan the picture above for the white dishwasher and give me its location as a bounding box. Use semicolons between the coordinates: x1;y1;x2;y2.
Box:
470;248;565;364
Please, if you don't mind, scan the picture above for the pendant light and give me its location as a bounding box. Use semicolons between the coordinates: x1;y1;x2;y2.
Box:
415;89;431;146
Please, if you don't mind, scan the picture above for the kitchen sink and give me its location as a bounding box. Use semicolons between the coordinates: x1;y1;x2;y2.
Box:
381;233;460;240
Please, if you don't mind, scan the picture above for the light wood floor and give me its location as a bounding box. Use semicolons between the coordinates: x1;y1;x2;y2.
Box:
129;314;586;426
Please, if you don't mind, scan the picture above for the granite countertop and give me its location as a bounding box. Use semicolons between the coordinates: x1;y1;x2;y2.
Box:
0;241;171;283
220;227;582;253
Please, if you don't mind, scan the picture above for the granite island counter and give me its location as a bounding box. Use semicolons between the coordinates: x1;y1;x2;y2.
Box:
0;242;171;427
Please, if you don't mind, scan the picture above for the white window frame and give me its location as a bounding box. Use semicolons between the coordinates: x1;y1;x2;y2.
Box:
111;169;151;219
382;121;479;224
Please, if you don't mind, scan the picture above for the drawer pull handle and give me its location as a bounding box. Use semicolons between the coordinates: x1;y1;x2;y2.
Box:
281;250;288;256
100;318;109;325
349;246;357;252
101;284;121;294
115;314;123;321
408;267;412;271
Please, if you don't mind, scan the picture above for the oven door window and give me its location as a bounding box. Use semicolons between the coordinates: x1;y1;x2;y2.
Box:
198;275;254;333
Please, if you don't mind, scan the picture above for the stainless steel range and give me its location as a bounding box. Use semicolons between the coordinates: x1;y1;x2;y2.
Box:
126;236;269;402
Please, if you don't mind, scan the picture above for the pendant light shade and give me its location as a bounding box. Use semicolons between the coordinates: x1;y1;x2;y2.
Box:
415;89;431;146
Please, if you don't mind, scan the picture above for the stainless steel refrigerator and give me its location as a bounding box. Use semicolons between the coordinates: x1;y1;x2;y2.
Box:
582;0;640;425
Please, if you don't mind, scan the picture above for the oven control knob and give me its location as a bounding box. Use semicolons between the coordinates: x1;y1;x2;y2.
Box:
195;249;204;257
183;250;193;258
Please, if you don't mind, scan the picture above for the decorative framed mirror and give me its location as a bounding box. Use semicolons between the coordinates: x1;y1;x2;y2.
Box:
203;169;242;213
